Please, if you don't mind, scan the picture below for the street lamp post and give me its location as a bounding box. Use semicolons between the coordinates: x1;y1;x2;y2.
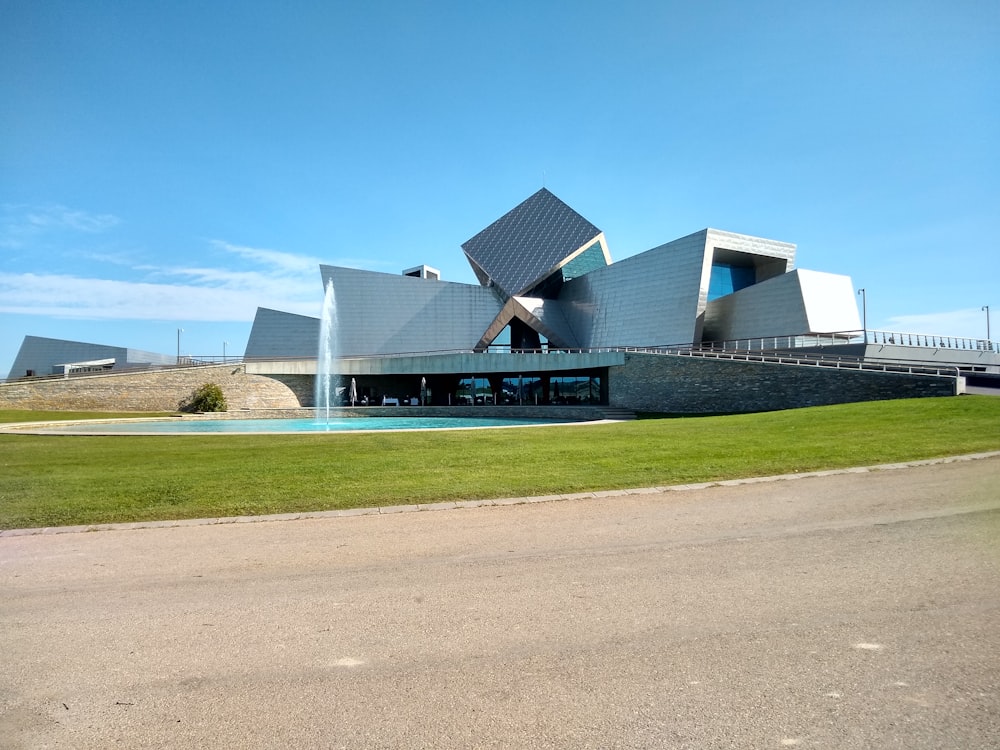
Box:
223;341;228;362
984;306;992;347
177;328;183;365
857;288;867;344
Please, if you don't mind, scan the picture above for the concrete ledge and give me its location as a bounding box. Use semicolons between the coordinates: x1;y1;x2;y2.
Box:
562;492;600;502
379;504;421;514
454;499;496;509
417;501;459;511
324;507;379;518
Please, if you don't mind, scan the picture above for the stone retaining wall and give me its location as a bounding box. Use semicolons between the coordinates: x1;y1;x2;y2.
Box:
611;353;957;414
0;364;302;412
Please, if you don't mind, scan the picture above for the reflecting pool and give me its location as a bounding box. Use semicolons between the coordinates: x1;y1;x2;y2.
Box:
24;416;581;435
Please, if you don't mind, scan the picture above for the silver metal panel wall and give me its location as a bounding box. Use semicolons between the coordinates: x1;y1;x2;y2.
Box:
10;336;130;377
704;229;797;272
123;348;180;367
703;270;809;341
703;268;859;342
322;266;503;356
245;308;320;359
559;230;709;347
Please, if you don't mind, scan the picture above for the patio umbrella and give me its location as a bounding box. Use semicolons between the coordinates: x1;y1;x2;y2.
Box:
420;376;427;406
349;377;358;406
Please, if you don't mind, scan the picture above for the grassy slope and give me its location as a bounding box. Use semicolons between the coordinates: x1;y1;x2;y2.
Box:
1;397;998;529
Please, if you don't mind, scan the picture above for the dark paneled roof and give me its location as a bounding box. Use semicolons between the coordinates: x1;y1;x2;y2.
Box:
461;188;602;297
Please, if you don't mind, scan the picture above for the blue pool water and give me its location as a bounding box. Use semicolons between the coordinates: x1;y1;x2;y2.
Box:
29;416;579;434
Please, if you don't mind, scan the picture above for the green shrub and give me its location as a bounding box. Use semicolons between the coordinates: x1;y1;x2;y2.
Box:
183;382;227;412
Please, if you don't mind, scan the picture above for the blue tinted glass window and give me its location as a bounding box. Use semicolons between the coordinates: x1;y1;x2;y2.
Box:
708;263;755;300
562;241;608;281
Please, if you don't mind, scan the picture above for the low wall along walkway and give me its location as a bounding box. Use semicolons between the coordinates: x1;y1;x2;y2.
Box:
612;353;957;413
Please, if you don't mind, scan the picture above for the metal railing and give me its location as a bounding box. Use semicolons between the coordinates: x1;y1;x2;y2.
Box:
700;331;859;352
1;357;245;384
866;330;996;352
180;355;245;365
702;329;996;354
10;327;995;385
668;347;961;378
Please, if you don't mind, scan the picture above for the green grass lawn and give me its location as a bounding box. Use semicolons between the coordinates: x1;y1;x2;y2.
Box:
1;397;998;529
0;409;176;424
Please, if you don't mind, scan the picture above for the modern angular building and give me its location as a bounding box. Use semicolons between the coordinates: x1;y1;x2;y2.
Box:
248;188;859;362
249;189;862;360
241;188;939;412
8;335;180;379
5;188;978;412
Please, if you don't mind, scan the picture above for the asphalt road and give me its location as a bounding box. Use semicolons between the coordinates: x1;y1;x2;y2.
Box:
2;457;999;749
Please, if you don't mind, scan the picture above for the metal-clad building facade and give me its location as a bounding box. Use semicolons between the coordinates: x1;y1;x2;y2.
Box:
9;189;861;396
244;188;859;362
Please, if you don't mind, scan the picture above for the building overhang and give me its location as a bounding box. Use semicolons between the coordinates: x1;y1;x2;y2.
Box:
246;351;624;377
54;358;116;374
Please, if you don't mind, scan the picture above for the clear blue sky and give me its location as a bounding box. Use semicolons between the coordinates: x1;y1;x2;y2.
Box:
2;0;998;377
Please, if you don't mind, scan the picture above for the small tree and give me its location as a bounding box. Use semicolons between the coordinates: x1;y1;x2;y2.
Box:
184;382;227;413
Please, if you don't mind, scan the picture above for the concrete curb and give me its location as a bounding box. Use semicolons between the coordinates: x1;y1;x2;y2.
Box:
3;451;999;538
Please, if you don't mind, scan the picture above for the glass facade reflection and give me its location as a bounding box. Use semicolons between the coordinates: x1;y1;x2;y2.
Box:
451;374;600;405
708;262;756;301
549;375;600;404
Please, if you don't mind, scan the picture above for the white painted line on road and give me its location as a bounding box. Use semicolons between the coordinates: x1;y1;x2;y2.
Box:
332;657;366;668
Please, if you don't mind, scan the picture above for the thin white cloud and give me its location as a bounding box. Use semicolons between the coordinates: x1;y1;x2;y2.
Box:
3;222;389;323
0;203;120;248
142;264;310;291
147;241;328;312
211;240;391;274
0;272;318;321
210;240;324;274
0;239;332;322
883;308;992;340
30;207;120;233
81;250;144;267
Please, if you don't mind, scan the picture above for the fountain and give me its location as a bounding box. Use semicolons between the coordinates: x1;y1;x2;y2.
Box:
315;278;339;422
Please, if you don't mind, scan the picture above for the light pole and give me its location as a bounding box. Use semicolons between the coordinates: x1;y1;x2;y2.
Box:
984;306;992;345
177;328;183;365
223;341;228;362
857;288;867;344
